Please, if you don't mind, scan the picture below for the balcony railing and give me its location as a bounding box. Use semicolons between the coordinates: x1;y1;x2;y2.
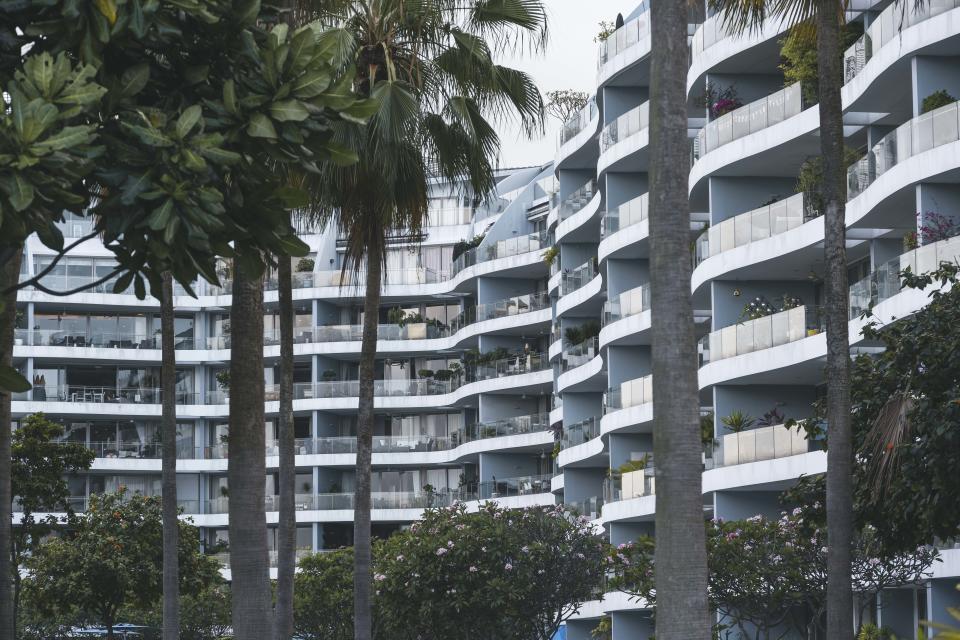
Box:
557;179;598;221
695;192;812;265
601;193;648;237
461;413;550;443
598;6;651;65
843;0;960;83
451;230;548;275
603;467;655;503
561;336;599;372
16;385;198;404
476;474;552;500
693;83;803;162
701;305;824;364
14;330;195;350
689;12;737;60
560;417;600;450
450;292;551;333
560;98;598;145
560;259;599;296
849;233;960;318
205;490;475;514
564;496;603;520
600;103;650;152
847;99;960;201
716;423;815;467
602;284;650;325
604;375;653;413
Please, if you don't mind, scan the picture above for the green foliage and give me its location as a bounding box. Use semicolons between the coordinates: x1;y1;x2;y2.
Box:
616;456;650;475
700;411;716;445
296;257;316;273
133;584;232;640
564;320;600;346
779;21;863;104
921;90;957;115
215;369;230;390
20;491;222;636
922;584;960;638
452;234;486;262
853;264;960;553
295;550;354;640
595;21;617;43
796;146;861;216
720;410;755;433
376;503;607;640
542;245;559;267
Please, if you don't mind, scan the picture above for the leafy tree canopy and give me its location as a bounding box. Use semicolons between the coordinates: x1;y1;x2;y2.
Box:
294;548;354;640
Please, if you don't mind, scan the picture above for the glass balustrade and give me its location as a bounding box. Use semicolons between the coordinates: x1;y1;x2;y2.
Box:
19;385;198;404
14;329;196;350
476;474;552;500
560;417;600;450
561;336;599;372
702;305;824;364
603;468;655;503
689;12;738;60
598;6;651;65
604;375;653;413
695;192;811;265
847;100;960;200
716;424;815;467
564;496;603;520
601;193;648;237
557;179;598;221
451;230;548;275
843;0;960;83
693;83;803;162
600;103;649;152
849;233;960;318
560;98;598;145
461;413;550;443
560;259;599;296
602;284;650;325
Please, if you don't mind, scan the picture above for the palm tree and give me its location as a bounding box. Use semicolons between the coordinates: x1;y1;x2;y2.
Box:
159;271;179;640
228;260;274;639
708;1;858;637
0;248;21;640
648;2;712;639
300;3;547;637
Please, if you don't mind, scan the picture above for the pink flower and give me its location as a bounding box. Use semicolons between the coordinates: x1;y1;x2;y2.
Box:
504;563;513;571
374;573;386;582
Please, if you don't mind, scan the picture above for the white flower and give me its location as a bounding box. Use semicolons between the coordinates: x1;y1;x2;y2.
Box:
504;563;513;571
436;547;449;556
469;566;478;572
374;573;386;582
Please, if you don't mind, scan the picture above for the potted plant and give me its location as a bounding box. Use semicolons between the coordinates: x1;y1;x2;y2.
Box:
321;369;337;383
721;410;755;433
921;89;957;114
215;370;230;390
301;482;312;494
721;410;756;466
756;404;786;428
433;369;452;382
295;257;315;273
387;306;407;327
542;245;559;267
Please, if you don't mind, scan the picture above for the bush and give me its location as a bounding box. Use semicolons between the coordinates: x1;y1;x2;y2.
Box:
296;257;315;272
780;20;863;104
921;89;957;114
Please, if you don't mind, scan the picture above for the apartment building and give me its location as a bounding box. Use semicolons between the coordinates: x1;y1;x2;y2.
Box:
10;0;960;637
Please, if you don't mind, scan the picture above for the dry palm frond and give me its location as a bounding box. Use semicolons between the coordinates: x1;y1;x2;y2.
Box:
862;390;915;498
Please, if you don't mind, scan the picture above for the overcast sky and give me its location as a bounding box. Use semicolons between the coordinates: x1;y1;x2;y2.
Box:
493;1;626;169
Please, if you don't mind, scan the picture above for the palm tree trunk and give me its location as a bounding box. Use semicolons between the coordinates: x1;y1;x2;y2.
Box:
354;242;382;640
816;3;854;639
648;2;711;639
0;246;21;640
229;262;274;639
160;271;179;640
275;254;296;640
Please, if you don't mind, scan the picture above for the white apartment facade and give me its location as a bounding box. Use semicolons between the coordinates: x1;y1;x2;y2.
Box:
10;0;960;637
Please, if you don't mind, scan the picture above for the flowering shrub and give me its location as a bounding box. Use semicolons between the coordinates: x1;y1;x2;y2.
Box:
917;211;959;246
375;502;607;640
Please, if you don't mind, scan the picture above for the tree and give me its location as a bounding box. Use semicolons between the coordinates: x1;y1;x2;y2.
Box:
10;413;95;633
546;90;590;124
375;503;607;640
648;0;711;638
853;264;960;553
134;584;233;640
160;271;178;640
299;3;547;637
295;549;355;640
21;491;222;640
707;1;857;635
609;510;938;639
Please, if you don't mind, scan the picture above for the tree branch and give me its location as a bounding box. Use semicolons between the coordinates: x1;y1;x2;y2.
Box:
26;268;125;297
1;230;103;296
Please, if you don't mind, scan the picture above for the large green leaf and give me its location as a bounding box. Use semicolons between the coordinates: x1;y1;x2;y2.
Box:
119;63;150;97
270;99;309;122
292;71;332;99
121;121;175;147
176;105;203;139
246;113;278;139
0;365;31;393
31;125;96;153
1;174;35;212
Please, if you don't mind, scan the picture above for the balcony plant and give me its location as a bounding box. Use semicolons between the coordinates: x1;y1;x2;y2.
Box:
917;211;960;246
564;326;584;346
387;306;407;327
417;369;434;379
295;258;315;273
542;245;559;267
215;370;230;390
738;295;776;322
920;89;957;115
451;233;485;262
700;82;742;119
432;369;452;382
757;404;787;428
700;412;716;446
321;370;337;383
721;410;756;433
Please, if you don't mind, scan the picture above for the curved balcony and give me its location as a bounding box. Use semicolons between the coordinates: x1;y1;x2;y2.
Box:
687;13;788;96
598;103;650;176
702;305;823;366
600;284;651;347
598;194;650;263
475;473;553;501
451;230;549;276
714;423;817;469
559;259;600;297
555;181;602;243
557;98;600;169
597;9;652;87
557;337;604;393
557;417;605;468
692;83;803;164
556;260;603;318
847;100;960;202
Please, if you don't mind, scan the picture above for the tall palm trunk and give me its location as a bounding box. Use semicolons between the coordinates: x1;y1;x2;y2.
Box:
275;253;296;640
354;241;382;640
229;263;274;639
816;3;853;638
0;246;22;640
648;2;711;639
160;271;179;640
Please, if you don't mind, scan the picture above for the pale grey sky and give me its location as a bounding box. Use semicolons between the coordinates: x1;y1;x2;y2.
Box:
494;1;628;169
